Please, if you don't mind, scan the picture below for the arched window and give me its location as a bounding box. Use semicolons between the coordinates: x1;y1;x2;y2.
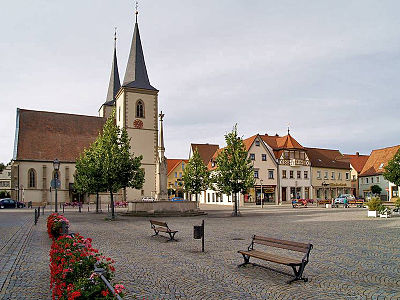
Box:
136;100;144;118
28;169;36;188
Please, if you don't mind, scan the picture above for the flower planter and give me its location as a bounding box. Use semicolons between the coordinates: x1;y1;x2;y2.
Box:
368;210;378;218
380;213;391;218
325;204;332;209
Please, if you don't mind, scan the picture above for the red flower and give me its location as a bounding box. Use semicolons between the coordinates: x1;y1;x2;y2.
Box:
101;290;109;296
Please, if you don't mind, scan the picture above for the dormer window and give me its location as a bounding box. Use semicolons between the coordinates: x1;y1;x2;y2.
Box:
379;163;384;169
255;140;260;146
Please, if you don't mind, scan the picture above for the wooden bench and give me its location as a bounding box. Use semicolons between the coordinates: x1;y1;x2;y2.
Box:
238;235;313;284
150;220;178;241
316;199;331;206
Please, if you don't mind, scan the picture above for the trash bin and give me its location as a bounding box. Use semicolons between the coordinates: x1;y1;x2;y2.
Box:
28;201;32;208
194;225;203;239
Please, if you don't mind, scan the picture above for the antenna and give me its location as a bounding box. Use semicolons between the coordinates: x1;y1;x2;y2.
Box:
135;1;139;23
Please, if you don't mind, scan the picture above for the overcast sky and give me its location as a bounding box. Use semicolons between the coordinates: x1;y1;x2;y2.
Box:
1;0;399;163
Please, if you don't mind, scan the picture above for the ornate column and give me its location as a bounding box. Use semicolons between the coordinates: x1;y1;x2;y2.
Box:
155;111;168;200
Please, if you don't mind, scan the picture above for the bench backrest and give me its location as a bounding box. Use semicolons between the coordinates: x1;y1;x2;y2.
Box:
253;235;311;253
150;220;168;228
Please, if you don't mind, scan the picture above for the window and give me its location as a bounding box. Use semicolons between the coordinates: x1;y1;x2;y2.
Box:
182;163;185;171
282;170;287;178
304;171;308;179
317;171;321;179
136;100;144;118
371;177;374;183
212;193;215;202
268;170;274;179
207;194;210;202
331;172;335;180
174;172;177;178
379;163;384;169
317;189;321;199
324;172;328;179
254;170;259;178
174;181;177;187
338;173;342;180
352;175;356;180
366;178;369;184
346;173;350;180
376;177;380;183
118;107;121;122
290;171;294;179
261;154;267;161
255;140;260;146
179;172;182;178
297;171;301;179
28;168;36;188
250;153;255;160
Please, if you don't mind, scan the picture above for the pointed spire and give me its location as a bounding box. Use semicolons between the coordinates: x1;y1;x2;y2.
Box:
105;28;121;104
123;7;157;91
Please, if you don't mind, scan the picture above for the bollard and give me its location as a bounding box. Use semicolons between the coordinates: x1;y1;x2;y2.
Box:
38;206;40;217
79;204;81;213
194;220;205;252
34;209;38;225
42;206;45;215
63;204;65;214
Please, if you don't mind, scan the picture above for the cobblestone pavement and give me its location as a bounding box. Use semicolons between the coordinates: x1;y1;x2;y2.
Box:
0;209;51;299
1;206;400;299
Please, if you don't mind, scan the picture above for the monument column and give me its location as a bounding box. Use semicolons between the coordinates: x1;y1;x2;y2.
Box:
155;111;168;200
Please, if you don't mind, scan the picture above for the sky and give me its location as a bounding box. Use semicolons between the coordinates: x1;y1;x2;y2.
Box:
0;0;399;163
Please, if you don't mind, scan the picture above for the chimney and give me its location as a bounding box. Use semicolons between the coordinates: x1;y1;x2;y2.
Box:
265;133;268;136
356;152;359;156
275;133;279;137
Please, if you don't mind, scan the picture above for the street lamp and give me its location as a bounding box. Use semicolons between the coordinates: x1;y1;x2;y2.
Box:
53;158;60;213
260;178;264;208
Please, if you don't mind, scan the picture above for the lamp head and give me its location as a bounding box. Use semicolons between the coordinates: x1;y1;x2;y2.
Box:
53;158;60;171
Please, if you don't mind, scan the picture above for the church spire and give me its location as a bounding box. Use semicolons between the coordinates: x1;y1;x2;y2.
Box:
105;28;121;104
122;5;157;91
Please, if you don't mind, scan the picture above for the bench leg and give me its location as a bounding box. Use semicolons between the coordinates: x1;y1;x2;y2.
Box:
166;232;177;242
238;254;250;267
287;264;308;284
151;230;159;237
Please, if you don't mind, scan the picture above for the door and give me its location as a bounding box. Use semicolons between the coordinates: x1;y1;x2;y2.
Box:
282;187;287;202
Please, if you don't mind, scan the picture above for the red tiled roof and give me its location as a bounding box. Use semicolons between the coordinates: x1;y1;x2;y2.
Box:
342;153;370;173
359;145;400;177
242;135;257;151
305;147;350;169
167;159;188;176
191;143;219;166
16;109;105;162
260;134;304;158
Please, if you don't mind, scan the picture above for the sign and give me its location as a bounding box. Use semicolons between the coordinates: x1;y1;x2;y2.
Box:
51;179;61;188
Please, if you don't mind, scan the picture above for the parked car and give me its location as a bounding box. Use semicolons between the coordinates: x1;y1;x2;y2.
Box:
141;197;155;202
0;198;25;209
334;194;355;204
171;197;185;202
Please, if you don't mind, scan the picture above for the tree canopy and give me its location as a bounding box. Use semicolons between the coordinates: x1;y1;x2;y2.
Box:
214;125;254;216
383;149;400;187
182;149;209;203
370;184;382;195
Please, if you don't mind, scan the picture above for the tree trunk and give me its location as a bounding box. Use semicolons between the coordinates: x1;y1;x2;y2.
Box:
196;193;198;208
233;192;238;216
110;190;115;219
96;191;99;213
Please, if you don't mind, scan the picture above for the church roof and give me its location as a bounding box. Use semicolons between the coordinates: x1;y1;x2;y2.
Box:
14;109;105;162
104;45;121;106
123;22;157;91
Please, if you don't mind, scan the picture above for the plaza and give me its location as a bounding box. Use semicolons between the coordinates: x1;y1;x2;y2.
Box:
1;205;399;299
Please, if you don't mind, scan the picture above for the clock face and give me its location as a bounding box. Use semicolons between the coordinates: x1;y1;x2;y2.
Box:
133;119;143;129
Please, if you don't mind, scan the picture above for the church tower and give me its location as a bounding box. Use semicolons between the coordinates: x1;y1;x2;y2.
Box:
115;11;159;200
99;30;121;119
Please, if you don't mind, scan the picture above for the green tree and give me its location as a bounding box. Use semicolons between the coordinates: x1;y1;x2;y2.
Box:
383;149;400;188
370;184;382;195
74;137;107;213
214;125;254;216
182;149;209;206
100;111;144;219
0;163;5;173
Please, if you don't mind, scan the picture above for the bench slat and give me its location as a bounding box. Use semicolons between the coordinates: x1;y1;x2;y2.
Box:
153;226;178;233
239;250;302;265
254;236;310;252
150;220;168;227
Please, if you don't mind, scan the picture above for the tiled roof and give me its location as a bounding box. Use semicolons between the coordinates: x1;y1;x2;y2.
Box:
305;147;350;169
242;135;257;151
359;145;400;177
15;109;105;162
191;143;219;166
167;159;188;176
342;153;369;173
260;134;304;159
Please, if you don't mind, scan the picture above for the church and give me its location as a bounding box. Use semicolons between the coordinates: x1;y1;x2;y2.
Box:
10;14;168;205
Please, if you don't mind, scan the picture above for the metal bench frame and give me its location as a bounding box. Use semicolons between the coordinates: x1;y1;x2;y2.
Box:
150;220;178;242
238;235;313;284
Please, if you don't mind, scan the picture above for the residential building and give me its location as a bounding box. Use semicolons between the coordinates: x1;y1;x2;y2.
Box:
167;159;188;198
261;133;311;202
0;164;12;195
306;148;351;201
189;143;219;164
359;145;400;201
342;152;369;197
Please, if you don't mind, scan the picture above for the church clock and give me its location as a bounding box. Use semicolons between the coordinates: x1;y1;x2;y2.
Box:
133;119;143;129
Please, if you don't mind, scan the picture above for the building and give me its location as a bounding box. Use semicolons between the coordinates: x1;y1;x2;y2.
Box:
342;152;369;197
359;145;400;201
189;143;219;165
167;159;188;198
11;13;167;204
0;164;12;196
306;148;351;200
261;133;312;202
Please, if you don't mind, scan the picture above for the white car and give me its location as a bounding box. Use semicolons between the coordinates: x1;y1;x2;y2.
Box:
141;197;155;202
334;194;355;204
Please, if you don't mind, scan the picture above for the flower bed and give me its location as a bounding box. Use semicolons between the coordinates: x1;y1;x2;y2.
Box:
114;201;128;208
47;214;125;299
47;213;70;240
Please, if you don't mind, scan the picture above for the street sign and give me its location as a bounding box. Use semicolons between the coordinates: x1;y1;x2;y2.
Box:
51;179;61;188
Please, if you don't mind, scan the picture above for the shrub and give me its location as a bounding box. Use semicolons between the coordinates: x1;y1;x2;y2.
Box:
366;197;382;211
393;197;400;208
47;213;70;240
0;190;10;198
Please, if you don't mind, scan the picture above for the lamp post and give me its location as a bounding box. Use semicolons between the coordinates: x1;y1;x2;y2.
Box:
53;159;60;213
260;178;264;208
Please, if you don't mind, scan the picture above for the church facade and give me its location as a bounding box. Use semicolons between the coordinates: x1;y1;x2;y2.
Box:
11;17;167;205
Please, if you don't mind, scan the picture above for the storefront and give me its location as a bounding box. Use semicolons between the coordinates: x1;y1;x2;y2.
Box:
255;185;276;204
